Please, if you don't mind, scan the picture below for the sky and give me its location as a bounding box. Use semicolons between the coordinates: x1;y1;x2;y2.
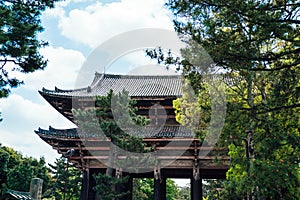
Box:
0;0;189;186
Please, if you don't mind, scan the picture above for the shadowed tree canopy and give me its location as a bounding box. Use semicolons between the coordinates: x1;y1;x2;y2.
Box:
132;178;181;200
167;0;300;72
47;157;82;200
0;144;51;196
147;0;300;199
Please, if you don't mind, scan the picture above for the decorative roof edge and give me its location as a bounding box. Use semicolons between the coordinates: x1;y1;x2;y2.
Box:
4;189;32;200
40;87;88;94
35;125;194;139
39;73;182;96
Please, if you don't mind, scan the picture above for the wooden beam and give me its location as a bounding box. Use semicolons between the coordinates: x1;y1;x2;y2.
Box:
53;146;227;151
137;106;174;109
70;155;229;160
40;136;203;143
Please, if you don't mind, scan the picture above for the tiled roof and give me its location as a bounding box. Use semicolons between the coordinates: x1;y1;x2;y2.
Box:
40;73;183;98
2;189;32;200
35;125;193;139
35;126;79;139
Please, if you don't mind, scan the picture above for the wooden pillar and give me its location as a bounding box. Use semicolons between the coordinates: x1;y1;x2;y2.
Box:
154;177;166;200
128;177;133;200
154;167;166;200
83;168;105;200
191;177;202;200
80;169;89;200
80;168;100;200
89;169;100;200
191;160;202;200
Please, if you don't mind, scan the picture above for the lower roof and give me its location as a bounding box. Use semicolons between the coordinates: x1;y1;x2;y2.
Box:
1;189;32;200
35;125;194;139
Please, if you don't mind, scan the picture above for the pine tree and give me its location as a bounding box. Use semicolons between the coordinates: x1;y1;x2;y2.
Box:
73;90;151;200
0;144;51;196
147;0;300;198
47;157;82;200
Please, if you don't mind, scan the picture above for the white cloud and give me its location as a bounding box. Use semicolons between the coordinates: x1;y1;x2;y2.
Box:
0;129;60;164
56;0;174;47
105;50;178;75
43;0;95;17
72;0;93;3
0;45;85;164
43;5;66;18
0;94;75;163
16;46;86;91
0;94;73;127
0;0;177;165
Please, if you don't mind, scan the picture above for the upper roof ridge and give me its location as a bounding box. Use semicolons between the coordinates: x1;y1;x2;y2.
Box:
39;73;184;97
101;73;181;78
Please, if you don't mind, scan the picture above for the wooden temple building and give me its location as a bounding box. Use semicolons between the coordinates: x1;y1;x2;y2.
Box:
35;73;230;200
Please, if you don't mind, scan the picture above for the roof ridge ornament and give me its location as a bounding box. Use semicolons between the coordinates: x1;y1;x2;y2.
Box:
90;72;105;89
87;86;91;93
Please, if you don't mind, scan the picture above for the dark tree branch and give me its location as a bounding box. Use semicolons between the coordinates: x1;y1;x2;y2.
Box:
257;104;300;114
0;59;19;65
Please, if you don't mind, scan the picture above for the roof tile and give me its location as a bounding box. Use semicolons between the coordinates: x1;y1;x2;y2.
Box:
40;74;183;97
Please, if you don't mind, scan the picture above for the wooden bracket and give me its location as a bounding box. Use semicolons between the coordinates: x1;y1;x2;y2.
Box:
77;142;86;170
193;141;200;180
115;168;122;178
193;160;200;180
154;165;161;181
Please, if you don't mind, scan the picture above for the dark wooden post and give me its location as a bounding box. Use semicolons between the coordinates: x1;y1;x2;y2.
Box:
154;177;166;200
80;169;89;200
154;167;166;200
191;177;202;200
86;168;105;200
128;177;133;200
191;162;202;200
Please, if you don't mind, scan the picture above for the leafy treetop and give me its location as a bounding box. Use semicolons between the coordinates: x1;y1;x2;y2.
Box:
0;0;61;98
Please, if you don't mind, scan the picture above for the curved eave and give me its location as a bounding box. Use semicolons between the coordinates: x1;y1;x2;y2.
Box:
39;87;91;98
35;126;194;140
39;90;182;99
39;89;182;124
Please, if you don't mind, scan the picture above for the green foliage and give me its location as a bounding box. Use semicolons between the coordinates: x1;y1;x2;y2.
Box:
166;179;179;200
177;184;190;200
0;0;61;95
157;0;300;199
47;157;82;200
74;90;151;199
132;178;184;200
0;148;10;193
220;73;300;199
167;0;299;72
173;80;212;140
7;157;51;194
74;90;152;171
0;144;51;195
93;173;130;200
73;90;150;141
203;179;225;200
172;77;227;150
0;145;82;199
0;0;61;120
132;178;153;200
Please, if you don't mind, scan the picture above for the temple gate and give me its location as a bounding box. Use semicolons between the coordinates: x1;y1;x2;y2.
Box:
35;73;229;199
